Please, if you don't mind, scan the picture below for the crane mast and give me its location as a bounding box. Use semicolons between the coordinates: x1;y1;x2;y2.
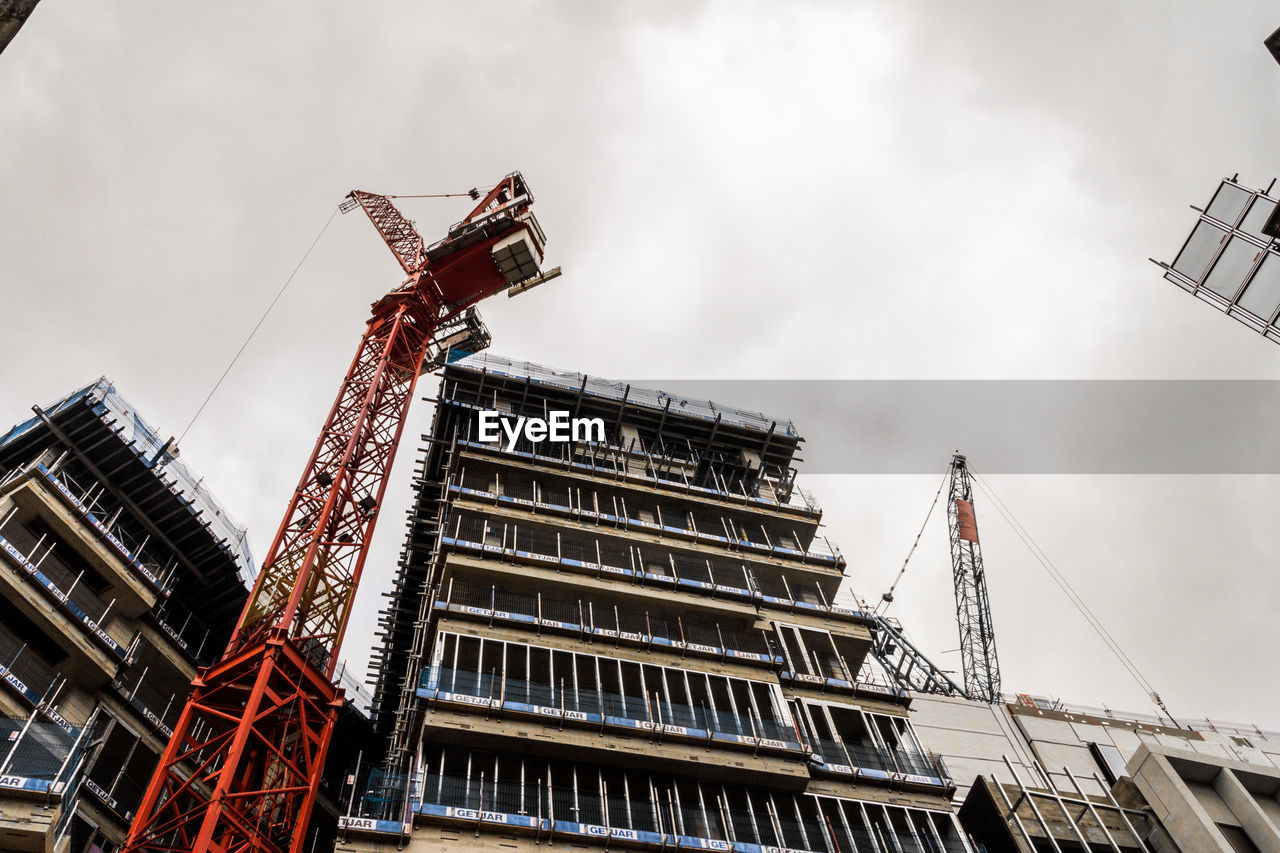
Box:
124;173;555;853
948;453;1001;703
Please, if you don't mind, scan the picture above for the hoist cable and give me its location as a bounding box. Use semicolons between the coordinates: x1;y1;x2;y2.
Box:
177;205;339;446
876;464;950;616
968;468;1177;724
969;469;1154;694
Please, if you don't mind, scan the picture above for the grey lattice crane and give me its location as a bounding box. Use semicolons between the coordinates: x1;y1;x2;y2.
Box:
948;453;1001;703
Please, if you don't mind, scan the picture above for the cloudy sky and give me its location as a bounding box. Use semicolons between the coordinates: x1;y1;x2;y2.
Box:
3;1;1279;729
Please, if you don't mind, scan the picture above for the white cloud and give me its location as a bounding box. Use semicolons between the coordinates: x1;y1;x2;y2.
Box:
2;0;1278;727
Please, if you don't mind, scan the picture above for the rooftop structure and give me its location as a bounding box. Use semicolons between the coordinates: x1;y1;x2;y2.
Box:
1159;175;1280;344
0;377;256;590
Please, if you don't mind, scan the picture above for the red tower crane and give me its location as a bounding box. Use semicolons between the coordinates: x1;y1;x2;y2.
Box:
124;173;559;853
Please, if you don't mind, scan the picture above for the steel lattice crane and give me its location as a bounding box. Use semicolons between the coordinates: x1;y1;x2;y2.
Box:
124;173;559;853
948;453;1001;703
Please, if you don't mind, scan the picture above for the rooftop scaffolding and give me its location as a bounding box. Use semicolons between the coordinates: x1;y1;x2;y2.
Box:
454;352;801;439
0;377;255;584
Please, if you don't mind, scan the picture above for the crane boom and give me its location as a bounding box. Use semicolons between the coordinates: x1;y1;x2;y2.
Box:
948;453;1001;703
346;190;426;274
124;173;552;853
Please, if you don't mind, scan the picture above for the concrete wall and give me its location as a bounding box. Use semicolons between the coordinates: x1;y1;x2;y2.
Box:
909;695;1040;801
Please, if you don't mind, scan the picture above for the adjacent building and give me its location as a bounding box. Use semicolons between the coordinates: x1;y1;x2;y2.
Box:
0;378;254;852
0;378;372;853
910;690;1280;852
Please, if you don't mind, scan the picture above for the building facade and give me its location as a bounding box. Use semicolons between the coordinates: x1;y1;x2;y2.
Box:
339;354;969;852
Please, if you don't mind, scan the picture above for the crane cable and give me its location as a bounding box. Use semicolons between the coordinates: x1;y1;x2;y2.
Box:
875;464;950;616
386;191;478;200
967;467;1181;728
176;205;339;446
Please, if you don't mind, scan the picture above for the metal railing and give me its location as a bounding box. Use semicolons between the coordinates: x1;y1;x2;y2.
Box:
45;465;173;588
442;512;858;620
83;759;149;820
451;458;836;562
116;667;182;735
151;599;219;666
0;620;60;702
0;517;130;648
807;736;950;782
440;578;776;659
0;712;82;792
344;755;969;852
424;665;797;743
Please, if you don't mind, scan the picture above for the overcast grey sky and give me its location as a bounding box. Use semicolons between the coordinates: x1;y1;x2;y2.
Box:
2;1;1279;728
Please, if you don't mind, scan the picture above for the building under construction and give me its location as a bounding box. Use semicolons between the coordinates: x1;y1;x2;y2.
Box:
332;353;1280;853
336;353;970;851
0;379;254;852
0;379;370;853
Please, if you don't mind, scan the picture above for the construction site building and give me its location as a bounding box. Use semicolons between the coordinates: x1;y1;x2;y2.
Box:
337;353;968;852
0;379;370;853
331;353;1280;853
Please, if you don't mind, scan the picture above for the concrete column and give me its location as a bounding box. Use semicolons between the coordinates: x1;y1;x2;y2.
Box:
1213;768;1280;853
1128;746;1233;853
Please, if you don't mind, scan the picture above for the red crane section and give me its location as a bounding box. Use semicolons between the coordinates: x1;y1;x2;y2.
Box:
124;173;552;853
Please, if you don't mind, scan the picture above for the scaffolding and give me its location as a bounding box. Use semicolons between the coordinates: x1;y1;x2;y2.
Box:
454;352;801;438
961;756;1157;853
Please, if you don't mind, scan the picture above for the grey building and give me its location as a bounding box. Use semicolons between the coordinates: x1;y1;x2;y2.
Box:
1125;742;1280;852
0;378;373;853
0;378;253;852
